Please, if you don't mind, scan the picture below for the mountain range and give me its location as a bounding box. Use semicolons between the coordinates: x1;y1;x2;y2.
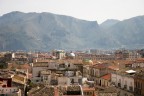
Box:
0;11;144;51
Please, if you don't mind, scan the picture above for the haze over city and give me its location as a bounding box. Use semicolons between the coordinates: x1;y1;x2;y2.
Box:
0;0;144;23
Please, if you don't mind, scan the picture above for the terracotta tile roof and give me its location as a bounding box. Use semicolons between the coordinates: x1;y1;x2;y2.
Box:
13;75;24;81
101;74;111;80
67;85;81;91
22;64;30;69
135;59;144;63
12;75;25;84
33;62;50;67
29;86;55;96
82;87;95;91
108;65;119;71
136;58;144;61
124;61;133;65
91;64;107;69
98;87;118;93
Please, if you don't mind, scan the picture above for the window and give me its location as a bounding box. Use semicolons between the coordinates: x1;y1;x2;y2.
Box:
71;78;74;84
68;64;70;67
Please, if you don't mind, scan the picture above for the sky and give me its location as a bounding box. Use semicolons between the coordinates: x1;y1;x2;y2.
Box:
0;0;144;23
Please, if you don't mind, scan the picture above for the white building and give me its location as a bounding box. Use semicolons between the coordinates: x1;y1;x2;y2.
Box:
31;63;50;83
111;71;135;92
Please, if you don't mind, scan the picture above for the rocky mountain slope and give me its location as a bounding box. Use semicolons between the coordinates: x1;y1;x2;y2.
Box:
0;11;144;51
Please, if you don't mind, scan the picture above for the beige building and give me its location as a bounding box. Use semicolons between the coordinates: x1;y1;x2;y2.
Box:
89;63;108;81
100;74;111;88
0;78;21;96
111;71;135;92
31;62;51;83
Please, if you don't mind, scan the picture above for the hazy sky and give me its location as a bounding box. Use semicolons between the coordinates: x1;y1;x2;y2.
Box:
0;0;144;23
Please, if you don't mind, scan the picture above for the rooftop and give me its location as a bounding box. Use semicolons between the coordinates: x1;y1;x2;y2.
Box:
101;74;111;80
98;87;118;93
12;75;25;84
32;62;50;67
108;65;119;71
82;87;95;91
28;86;55;96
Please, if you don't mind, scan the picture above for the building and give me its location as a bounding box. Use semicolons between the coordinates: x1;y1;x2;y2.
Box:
31;62;82;85
58;85;84;96
12;52;28;64
28;85;84;96
96;87;118;96
52;50;66;59
134;70;144;96
89;63;108;81
100;74;111;88
31;62;52;83
115;50;141;60
27;85;55;96
75;53;115;61
82;87;95;96
0;75;21;96
111;70;135;96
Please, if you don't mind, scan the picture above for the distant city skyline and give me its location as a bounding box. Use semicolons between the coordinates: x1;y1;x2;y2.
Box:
0;0;144;23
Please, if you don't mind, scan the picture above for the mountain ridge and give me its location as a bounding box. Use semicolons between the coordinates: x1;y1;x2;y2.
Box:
0;11;144;51
100;19;120;29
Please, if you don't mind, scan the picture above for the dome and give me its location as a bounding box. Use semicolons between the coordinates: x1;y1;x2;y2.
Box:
83;59;93;64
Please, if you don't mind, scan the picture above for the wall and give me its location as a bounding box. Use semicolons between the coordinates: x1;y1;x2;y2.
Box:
0;86;18;94
111;73;134;92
